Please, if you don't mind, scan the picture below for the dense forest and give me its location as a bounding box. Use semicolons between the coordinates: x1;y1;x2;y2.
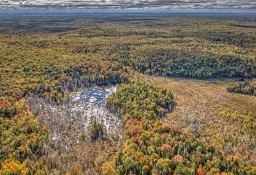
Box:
0;16;255;174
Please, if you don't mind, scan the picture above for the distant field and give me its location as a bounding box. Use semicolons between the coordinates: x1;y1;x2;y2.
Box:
144;76;256;113
143;74;256;162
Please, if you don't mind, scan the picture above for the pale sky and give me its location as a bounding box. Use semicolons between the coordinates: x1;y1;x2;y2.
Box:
0;0;255;10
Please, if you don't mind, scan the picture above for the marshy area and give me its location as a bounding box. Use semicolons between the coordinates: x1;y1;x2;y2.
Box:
27;85;123;174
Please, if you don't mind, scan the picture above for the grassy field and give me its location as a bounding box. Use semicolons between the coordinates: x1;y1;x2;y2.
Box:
143;74;256;161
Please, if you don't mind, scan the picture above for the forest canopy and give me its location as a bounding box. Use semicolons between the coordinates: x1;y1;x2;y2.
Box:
0;16;255;174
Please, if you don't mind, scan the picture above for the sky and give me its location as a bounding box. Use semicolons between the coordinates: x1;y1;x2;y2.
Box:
0;0;255;10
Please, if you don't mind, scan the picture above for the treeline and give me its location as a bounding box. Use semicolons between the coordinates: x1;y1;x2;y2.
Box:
227;79;256;96
127;49;256;79
100;82;254;175
24;63;128;103
190;30;256;48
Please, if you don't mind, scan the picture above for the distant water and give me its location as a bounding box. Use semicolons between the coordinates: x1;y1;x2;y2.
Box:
70;86;116;106
0;9;256;18
38;85;122;141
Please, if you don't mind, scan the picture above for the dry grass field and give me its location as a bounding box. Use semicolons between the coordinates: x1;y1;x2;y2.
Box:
142;74;256;163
